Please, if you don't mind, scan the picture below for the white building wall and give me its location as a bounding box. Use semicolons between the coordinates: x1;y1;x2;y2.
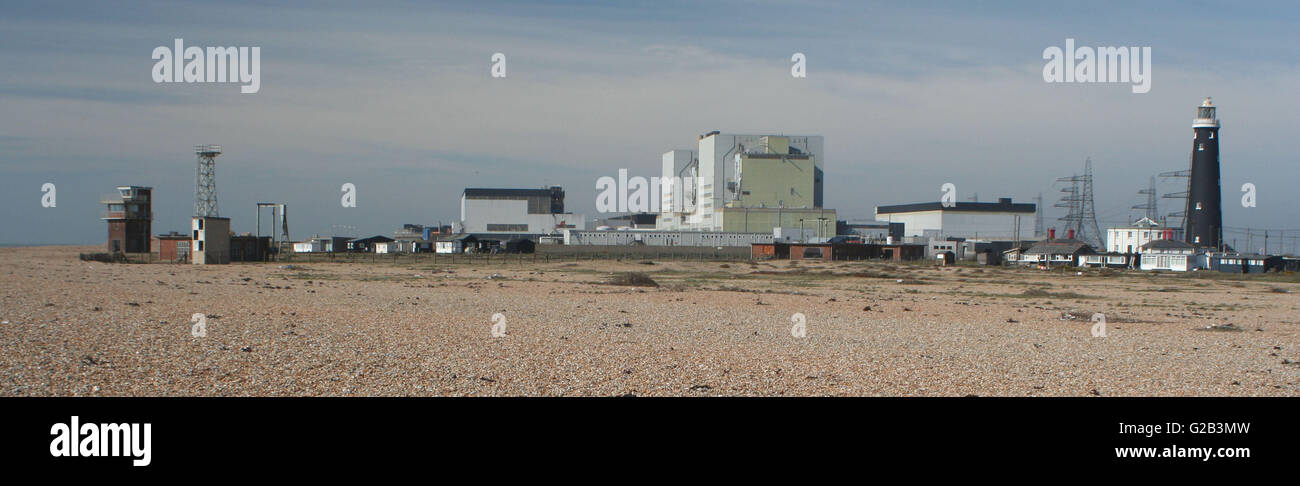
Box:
460;196;586;234
877;210;1032;240
563;229;773;247
940;212;1033;240
876;210;943;237
1107;227;1166;253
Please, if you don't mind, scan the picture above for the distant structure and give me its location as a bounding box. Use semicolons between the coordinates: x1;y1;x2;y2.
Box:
191;216;230;264
1033;192;1044;237
1055;158;1103;249
256;203;290;257
1133;176;1158;221
458;187;585;236
874;197;1036;241
192;144;228;264
1106;217;1182;254
1158;168;1190;230
1185;97;1223;249
101;186;153;253
194;144;221;217
657;133;833;235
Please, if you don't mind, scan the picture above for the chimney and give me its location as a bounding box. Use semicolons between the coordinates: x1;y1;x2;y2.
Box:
1067;229;1075;239
1049;228;1056;239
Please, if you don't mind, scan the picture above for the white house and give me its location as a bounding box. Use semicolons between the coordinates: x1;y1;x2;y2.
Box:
1139;239;1198;271
1106;217;1181;254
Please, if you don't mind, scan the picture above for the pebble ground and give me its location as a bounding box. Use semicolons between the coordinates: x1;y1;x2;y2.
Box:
2;246;1297;396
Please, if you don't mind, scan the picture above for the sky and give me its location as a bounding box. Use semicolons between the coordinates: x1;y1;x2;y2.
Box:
2;0;1298;251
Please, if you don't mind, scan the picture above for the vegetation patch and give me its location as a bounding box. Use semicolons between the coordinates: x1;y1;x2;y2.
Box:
606;272;659;287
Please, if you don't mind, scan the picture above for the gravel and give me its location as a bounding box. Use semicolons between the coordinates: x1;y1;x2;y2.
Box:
1;245;1297;396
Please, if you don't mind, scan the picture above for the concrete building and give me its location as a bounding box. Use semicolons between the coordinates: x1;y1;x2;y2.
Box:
101;186;153;253
658;133;832;234
564;229;773;247
192;216;230;265
875;197;1036;240
459;187;585;237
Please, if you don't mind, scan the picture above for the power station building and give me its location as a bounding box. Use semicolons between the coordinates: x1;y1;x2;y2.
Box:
656;132;834;236
874;198;1036;241
457;187;585;237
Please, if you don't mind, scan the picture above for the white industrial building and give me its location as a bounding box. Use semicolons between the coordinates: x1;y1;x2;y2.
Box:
563;229;773;247
657;132;833;235
874;198;1036;241
458;187;585;236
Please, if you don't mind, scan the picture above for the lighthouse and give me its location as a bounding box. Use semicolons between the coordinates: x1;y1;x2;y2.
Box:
1185;97;1222;249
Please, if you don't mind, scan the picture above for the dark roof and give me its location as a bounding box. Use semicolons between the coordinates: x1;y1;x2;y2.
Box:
1025;238;1094;255
877;199;1035;214
350;235;395;244
463;188;555;198
1140;239;1195;251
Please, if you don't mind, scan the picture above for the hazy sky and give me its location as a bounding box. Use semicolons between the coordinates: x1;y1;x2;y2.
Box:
2;0;1298;249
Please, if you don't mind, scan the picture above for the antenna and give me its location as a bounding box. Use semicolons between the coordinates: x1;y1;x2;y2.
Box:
194;144;222;217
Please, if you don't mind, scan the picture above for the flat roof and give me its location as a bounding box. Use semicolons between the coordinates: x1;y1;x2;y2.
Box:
876;200;1035;214
463;188;556;198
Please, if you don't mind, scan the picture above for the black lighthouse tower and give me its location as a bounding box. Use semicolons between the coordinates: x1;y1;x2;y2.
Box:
1185;97;1222;249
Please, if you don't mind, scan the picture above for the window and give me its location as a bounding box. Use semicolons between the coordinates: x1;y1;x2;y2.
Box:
486;224;528;232
802;247;824;259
